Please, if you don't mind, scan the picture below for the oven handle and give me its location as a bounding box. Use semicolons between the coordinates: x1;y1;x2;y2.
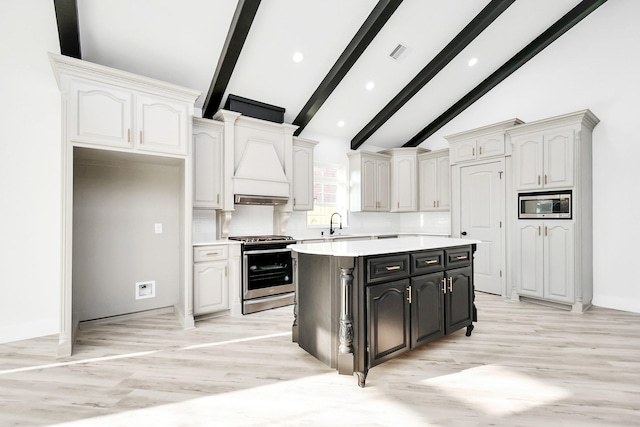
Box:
243;248;292;255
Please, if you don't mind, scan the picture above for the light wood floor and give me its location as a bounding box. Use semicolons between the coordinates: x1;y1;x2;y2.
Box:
1;293;639;426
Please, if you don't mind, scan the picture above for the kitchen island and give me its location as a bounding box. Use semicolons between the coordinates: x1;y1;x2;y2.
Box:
288;236;479;387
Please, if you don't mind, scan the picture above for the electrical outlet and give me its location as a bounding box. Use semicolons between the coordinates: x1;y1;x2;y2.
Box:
136;281;155;300
154;223;162;234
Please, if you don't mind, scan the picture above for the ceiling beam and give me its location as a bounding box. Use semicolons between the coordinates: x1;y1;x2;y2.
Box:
350;0;515;150
202;0;261;119
292;0;403;137
402;0;609;147
53;0;81;59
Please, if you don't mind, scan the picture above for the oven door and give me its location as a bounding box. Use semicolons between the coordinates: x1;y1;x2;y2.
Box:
243;248;294;300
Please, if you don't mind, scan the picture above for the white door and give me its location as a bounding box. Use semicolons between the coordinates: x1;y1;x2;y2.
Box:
460;161;503;295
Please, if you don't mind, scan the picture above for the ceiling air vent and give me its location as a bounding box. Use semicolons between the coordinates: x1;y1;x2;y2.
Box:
389;44;407;60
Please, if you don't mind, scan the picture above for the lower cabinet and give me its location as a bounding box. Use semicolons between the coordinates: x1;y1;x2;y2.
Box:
193;245;230;315
366;248;474;369
516;221;575;304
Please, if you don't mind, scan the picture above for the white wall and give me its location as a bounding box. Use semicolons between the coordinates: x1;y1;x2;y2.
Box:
0;1;62;343
73;155;181;321
419;0;640;313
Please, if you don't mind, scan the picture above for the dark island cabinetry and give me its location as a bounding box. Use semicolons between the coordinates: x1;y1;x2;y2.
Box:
367;248;474;371
291;239;477;387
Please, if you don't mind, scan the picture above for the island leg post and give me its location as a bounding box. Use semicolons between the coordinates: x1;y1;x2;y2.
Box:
292;291;298;342
292;254;298;342
338;267;355;377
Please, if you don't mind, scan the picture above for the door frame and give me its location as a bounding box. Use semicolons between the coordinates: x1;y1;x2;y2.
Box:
451;157;509;297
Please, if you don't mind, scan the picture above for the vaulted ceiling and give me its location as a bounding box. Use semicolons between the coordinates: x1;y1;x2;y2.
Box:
53;0;607;151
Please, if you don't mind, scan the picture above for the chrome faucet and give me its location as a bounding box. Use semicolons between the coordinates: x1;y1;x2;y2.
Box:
329;212;342;235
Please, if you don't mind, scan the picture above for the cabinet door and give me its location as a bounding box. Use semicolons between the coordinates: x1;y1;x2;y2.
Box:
436;155;450;210
193;130;223;209
411;273;445;348
292;144;314;211
451;140;477;163
69;81;133;149
376;159;391;211
419;157;438;211
391;156;417;212
367;279;410;367
544;130;574;189
544;222;575;303
477;134;505;159
444;266;473;334
136;94;189;155
194;261;228;315
516;221;544;298
361;157;378;211
514;135;544;190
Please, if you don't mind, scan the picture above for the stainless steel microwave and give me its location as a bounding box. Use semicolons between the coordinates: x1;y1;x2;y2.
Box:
518;191;572;219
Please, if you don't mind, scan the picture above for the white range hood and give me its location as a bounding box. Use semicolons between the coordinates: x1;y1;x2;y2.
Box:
233;139;290;203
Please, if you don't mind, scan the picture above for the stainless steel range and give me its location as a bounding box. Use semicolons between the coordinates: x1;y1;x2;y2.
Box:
228;235;296;314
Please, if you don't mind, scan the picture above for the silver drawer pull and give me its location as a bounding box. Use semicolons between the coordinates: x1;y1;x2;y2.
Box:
206;251;221;256
425;259;438;265
456;255;468;260
385;265;401;271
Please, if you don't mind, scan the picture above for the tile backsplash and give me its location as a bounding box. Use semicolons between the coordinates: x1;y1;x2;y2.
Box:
193;207;451;243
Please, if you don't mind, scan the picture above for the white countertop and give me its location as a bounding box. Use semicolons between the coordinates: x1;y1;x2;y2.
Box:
288;236;480;257
193;240;242;247
291;232;450;242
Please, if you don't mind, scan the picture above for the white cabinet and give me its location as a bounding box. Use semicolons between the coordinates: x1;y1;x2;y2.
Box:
193;118;224;209
65;62;197;157
380;148;428;212
449;132;509;164
418;150;450;211
508;110;600;312
512;129;574;190
516;221;574;304
292;137;318;211
348;151;390;212
193;245;230;315
69;80;133;149
136;94;190;155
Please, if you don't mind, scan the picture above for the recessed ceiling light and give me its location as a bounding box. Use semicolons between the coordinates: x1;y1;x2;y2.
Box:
292;52;304;63
337;121;345;127
365;81;375;91
468;57;478;67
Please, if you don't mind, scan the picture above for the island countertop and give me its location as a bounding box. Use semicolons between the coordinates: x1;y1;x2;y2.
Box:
288;236;480;257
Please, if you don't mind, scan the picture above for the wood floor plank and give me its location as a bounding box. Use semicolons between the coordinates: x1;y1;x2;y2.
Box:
1;293;639;426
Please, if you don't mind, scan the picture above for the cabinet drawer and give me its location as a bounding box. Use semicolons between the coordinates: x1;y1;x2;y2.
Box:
366;254;410;284
411;250;444;275
445;246;472;268
194;245;228;262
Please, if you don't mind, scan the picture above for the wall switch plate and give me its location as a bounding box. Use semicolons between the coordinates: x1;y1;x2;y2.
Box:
154;223;162;234
136;281;156;300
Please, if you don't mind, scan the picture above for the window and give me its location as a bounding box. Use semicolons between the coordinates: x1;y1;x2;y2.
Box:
307;162;348;227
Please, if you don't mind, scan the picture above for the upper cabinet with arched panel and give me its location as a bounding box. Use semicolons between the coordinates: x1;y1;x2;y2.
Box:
51;53;200;157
